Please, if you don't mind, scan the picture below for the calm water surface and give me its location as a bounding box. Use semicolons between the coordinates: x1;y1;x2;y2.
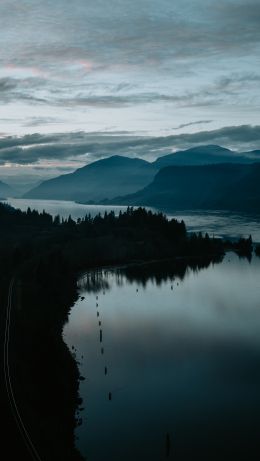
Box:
3;198;128;220
169;210;260;242
64;253;260;460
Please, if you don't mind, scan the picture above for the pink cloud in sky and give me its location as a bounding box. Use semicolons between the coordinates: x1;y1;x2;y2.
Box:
78;59;95;72
4;64;47;78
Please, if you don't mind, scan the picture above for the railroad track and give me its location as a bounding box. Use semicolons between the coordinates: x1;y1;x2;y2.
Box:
3;277;43;461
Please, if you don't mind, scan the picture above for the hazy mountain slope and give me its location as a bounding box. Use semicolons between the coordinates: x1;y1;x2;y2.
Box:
113;163;260;212
24;146;260;204
24;155;158;202
0;179;14;198
154;145;258;168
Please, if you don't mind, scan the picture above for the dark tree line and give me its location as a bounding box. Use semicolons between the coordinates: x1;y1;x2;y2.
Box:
0;203;225;278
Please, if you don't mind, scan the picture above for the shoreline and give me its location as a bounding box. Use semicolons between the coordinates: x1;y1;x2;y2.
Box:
2;245;257;460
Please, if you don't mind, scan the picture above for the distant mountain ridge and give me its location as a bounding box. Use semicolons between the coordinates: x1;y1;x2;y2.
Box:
112;163;260;212
24;155;157;202
24;145;260;204
153;145;259;168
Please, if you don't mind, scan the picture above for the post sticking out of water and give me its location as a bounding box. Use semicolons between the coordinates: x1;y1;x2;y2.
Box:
166;433;171;457
108;392;112;401
97;312;99;317
105;366;107;375
100;330;103;342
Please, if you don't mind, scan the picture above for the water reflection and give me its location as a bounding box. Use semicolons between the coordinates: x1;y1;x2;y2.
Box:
78;270;111;294
64;253;260;461
78;256;223;293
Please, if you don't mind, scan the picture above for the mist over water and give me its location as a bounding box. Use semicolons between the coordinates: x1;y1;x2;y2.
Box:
169;210;260;242
64;254;260;460
2;198;128;221
3;198;260;242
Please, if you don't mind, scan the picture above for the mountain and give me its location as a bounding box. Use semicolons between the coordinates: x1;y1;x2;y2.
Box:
153;145;259;168
113;163;260;212
24;146;260;204
0;179;14;198
24;155;158;202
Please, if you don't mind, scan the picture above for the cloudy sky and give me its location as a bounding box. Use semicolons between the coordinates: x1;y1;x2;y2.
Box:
0;0;260;184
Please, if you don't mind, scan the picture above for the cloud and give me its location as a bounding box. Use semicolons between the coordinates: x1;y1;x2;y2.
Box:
0;125;259;166
22;116;66;127
1;0;259;71
173;120;213;130
0;143;90;165
1;2;260;89
0;133;64;150
0;76;48;104
2;69;258;112
171;125;260;148
0;77;17;92
0;0;259;135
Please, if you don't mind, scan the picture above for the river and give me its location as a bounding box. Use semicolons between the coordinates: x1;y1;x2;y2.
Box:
3;198;260;242
3;198;260;459
64;253;260;460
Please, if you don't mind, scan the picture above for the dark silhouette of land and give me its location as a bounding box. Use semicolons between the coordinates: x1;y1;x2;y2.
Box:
112;163;260;212
22;145;260;207
0;202;254;460
153;145;260;168
24;155;157;202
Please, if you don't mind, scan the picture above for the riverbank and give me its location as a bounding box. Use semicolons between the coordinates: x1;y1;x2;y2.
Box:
1;268;84;461
2;253;226;461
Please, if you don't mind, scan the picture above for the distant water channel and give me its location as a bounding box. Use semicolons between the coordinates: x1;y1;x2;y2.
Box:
3;198;260;242
3;198;128;221
64;254;260;460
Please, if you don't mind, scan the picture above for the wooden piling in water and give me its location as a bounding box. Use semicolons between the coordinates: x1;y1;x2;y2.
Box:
166;433;171;457
100;330;103;342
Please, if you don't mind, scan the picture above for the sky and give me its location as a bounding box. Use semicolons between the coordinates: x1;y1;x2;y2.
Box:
0;0;260;185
